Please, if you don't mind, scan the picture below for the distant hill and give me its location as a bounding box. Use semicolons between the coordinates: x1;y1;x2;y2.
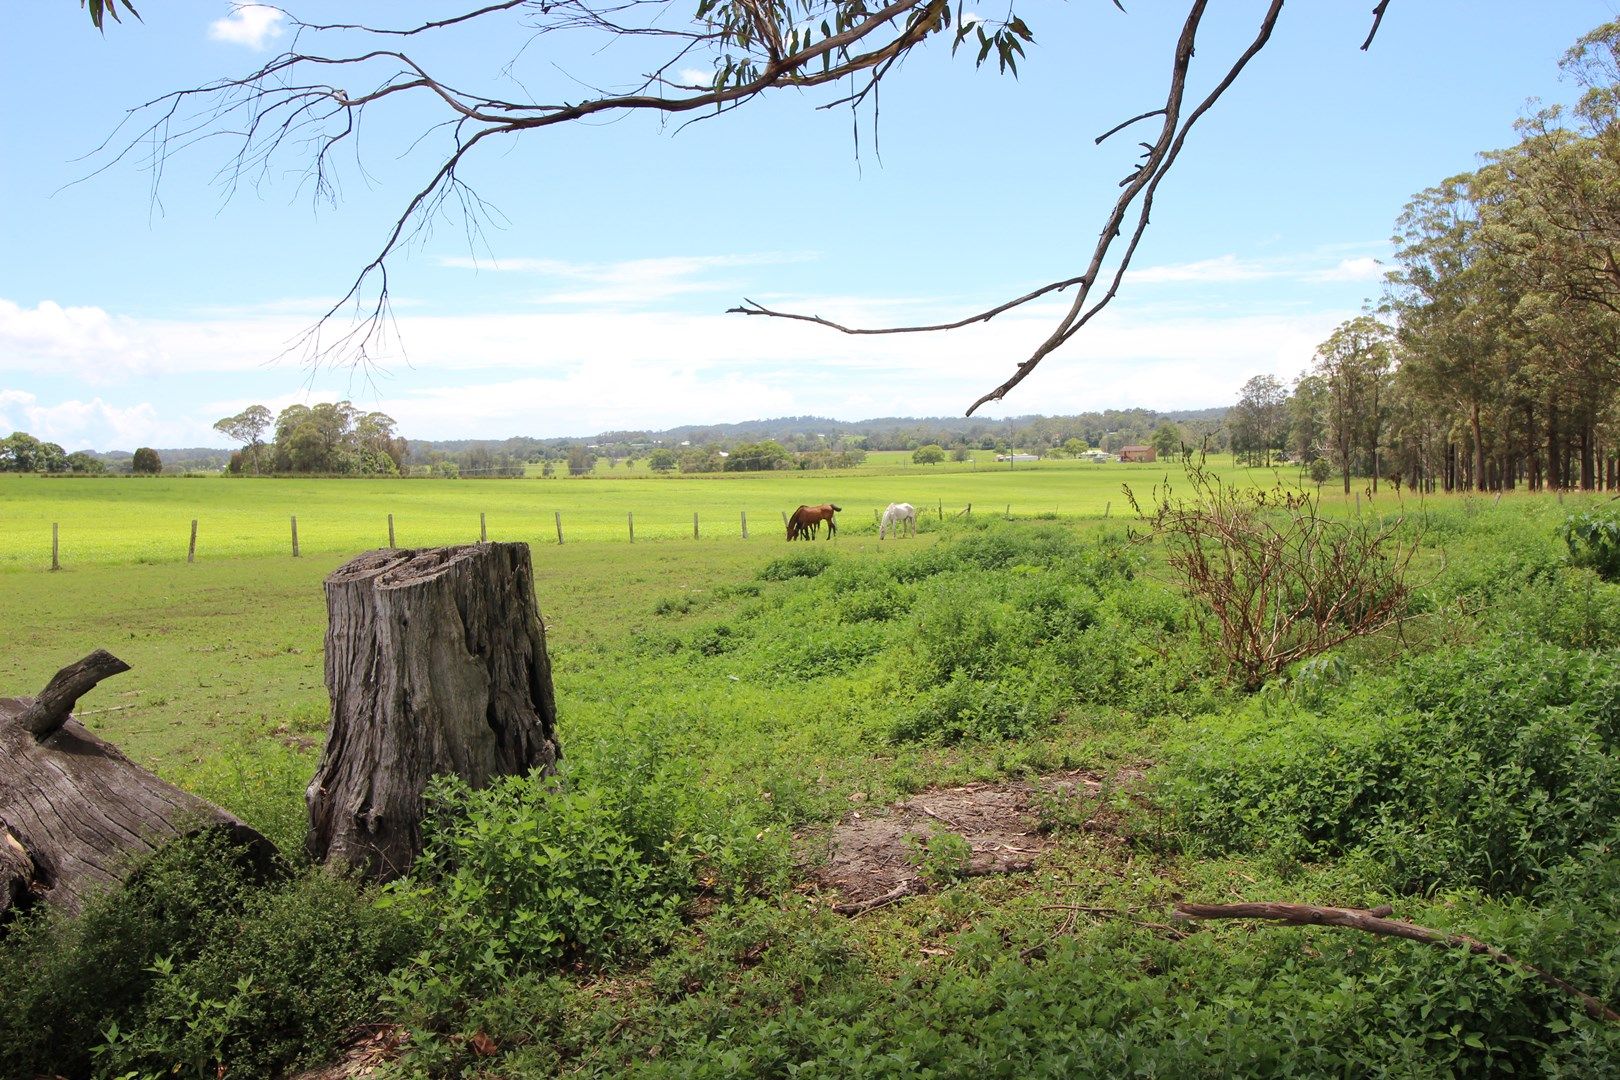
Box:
411;407;1231;459
76;407;1231;466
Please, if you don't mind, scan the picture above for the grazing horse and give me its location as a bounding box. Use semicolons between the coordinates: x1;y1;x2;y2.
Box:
787;503;841;540
879;502;917;539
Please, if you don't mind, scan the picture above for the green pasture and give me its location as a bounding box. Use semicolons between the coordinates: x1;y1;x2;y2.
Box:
7;480;1620;1077
0;458;1329;570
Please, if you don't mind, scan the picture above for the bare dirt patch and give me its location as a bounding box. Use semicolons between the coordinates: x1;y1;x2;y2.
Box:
806;768;1140;914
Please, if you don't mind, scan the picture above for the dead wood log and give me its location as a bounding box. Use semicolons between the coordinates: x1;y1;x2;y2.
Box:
17;648;129;735
0;652;276;918
307;543;561;882
1174;901;1620;1024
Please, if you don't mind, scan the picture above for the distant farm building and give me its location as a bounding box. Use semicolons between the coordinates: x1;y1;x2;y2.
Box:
1118;446;1156;463
994;454;1041;463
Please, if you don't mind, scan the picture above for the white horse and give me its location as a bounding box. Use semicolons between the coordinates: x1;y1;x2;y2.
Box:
879;502;917;539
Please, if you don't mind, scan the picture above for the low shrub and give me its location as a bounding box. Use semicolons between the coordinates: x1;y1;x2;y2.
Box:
0;834;409;1080
759;549;835;580
383;745;792;1034
1561;505;1620;581
1131;463;1416;689
94;871;414;1080
384;776;692;983
0;834;258;1080
1164;640;1620;896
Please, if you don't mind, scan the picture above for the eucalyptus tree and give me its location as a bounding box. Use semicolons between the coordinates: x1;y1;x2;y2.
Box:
1387;175;1516;492
100;1;1397;412
1311;316;1392;494
1484;23;1620;319
1468;25;1620;488
1231;373;1288;467
1287;371;1329;468
212;405;274;476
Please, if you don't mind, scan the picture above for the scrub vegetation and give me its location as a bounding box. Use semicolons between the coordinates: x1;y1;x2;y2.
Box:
3;473;1619;1078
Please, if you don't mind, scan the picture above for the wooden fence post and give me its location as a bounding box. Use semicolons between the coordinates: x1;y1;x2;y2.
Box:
480;512;487;542
291;515;300;558
51;523;59;572
693;512;700;540
188;519;198;563
1104;501;1110;519
388;513;396;549
555;511;564;544
629;511;635;543
741;510;748;539
781;510;788;530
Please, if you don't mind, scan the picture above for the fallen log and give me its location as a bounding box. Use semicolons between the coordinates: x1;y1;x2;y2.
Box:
307;543;562;881
0;650;276;917
1174;900;1620;1025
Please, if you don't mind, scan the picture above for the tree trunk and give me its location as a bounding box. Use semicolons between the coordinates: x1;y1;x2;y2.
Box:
307;543;561;881
0;651;275;917
1470;402;1486;493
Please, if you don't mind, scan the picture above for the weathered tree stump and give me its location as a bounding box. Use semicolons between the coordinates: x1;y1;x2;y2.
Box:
0;650;276;917
307;543;562;881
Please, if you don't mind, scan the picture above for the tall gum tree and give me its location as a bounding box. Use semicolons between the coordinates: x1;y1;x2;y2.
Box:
1311;316;1392;495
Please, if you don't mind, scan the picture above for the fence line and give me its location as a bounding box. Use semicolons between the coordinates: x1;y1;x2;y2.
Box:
21;503;1065;569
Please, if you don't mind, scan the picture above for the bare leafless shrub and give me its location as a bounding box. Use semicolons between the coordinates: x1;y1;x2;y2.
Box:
1128;462;1417;690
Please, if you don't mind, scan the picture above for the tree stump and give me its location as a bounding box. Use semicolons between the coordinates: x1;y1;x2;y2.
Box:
307;543;561;881
0;650;276;918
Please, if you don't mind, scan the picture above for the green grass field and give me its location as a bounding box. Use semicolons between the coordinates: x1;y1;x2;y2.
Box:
0;457;1334;570
7;467;1620;1078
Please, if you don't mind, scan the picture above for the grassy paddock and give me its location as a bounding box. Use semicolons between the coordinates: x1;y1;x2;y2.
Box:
0;459;1298;569
6;482;1620;1077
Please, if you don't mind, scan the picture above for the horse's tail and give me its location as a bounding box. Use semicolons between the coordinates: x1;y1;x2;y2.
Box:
830;504;842;512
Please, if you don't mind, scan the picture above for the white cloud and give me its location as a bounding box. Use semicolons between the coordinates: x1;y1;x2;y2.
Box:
1128;255;1276;284
437;252;817;306
677;68;714;87
0;392;180;451
208;5;285;49
1128;250;1388;290
0;288;1354;444
1305;256;1385;283
0;298;306;382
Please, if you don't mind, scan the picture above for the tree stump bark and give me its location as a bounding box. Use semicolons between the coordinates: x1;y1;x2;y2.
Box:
0;650;276;918
307;543;562;881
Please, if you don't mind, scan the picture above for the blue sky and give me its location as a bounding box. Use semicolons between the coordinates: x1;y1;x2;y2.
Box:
2;1;1617;451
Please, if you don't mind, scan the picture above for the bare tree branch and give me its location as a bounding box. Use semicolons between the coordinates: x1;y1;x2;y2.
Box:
1361;0;1393;52
101;0;1400;402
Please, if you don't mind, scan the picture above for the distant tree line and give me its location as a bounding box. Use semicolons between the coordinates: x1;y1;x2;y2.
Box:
0;432;168;475
214;403;407;477
0;432;104;474
401;409;1229;479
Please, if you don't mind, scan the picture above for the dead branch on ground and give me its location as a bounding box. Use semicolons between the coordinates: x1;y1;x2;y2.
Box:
1174;901;1620;1025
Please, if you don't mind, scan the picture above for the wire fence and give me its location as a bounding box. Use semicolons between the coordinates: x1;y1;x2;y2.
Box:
4;499;1118;572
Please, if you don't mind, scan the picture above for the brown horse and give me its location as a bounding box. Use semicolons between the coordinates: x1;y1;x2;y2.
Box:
787;503;841;540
